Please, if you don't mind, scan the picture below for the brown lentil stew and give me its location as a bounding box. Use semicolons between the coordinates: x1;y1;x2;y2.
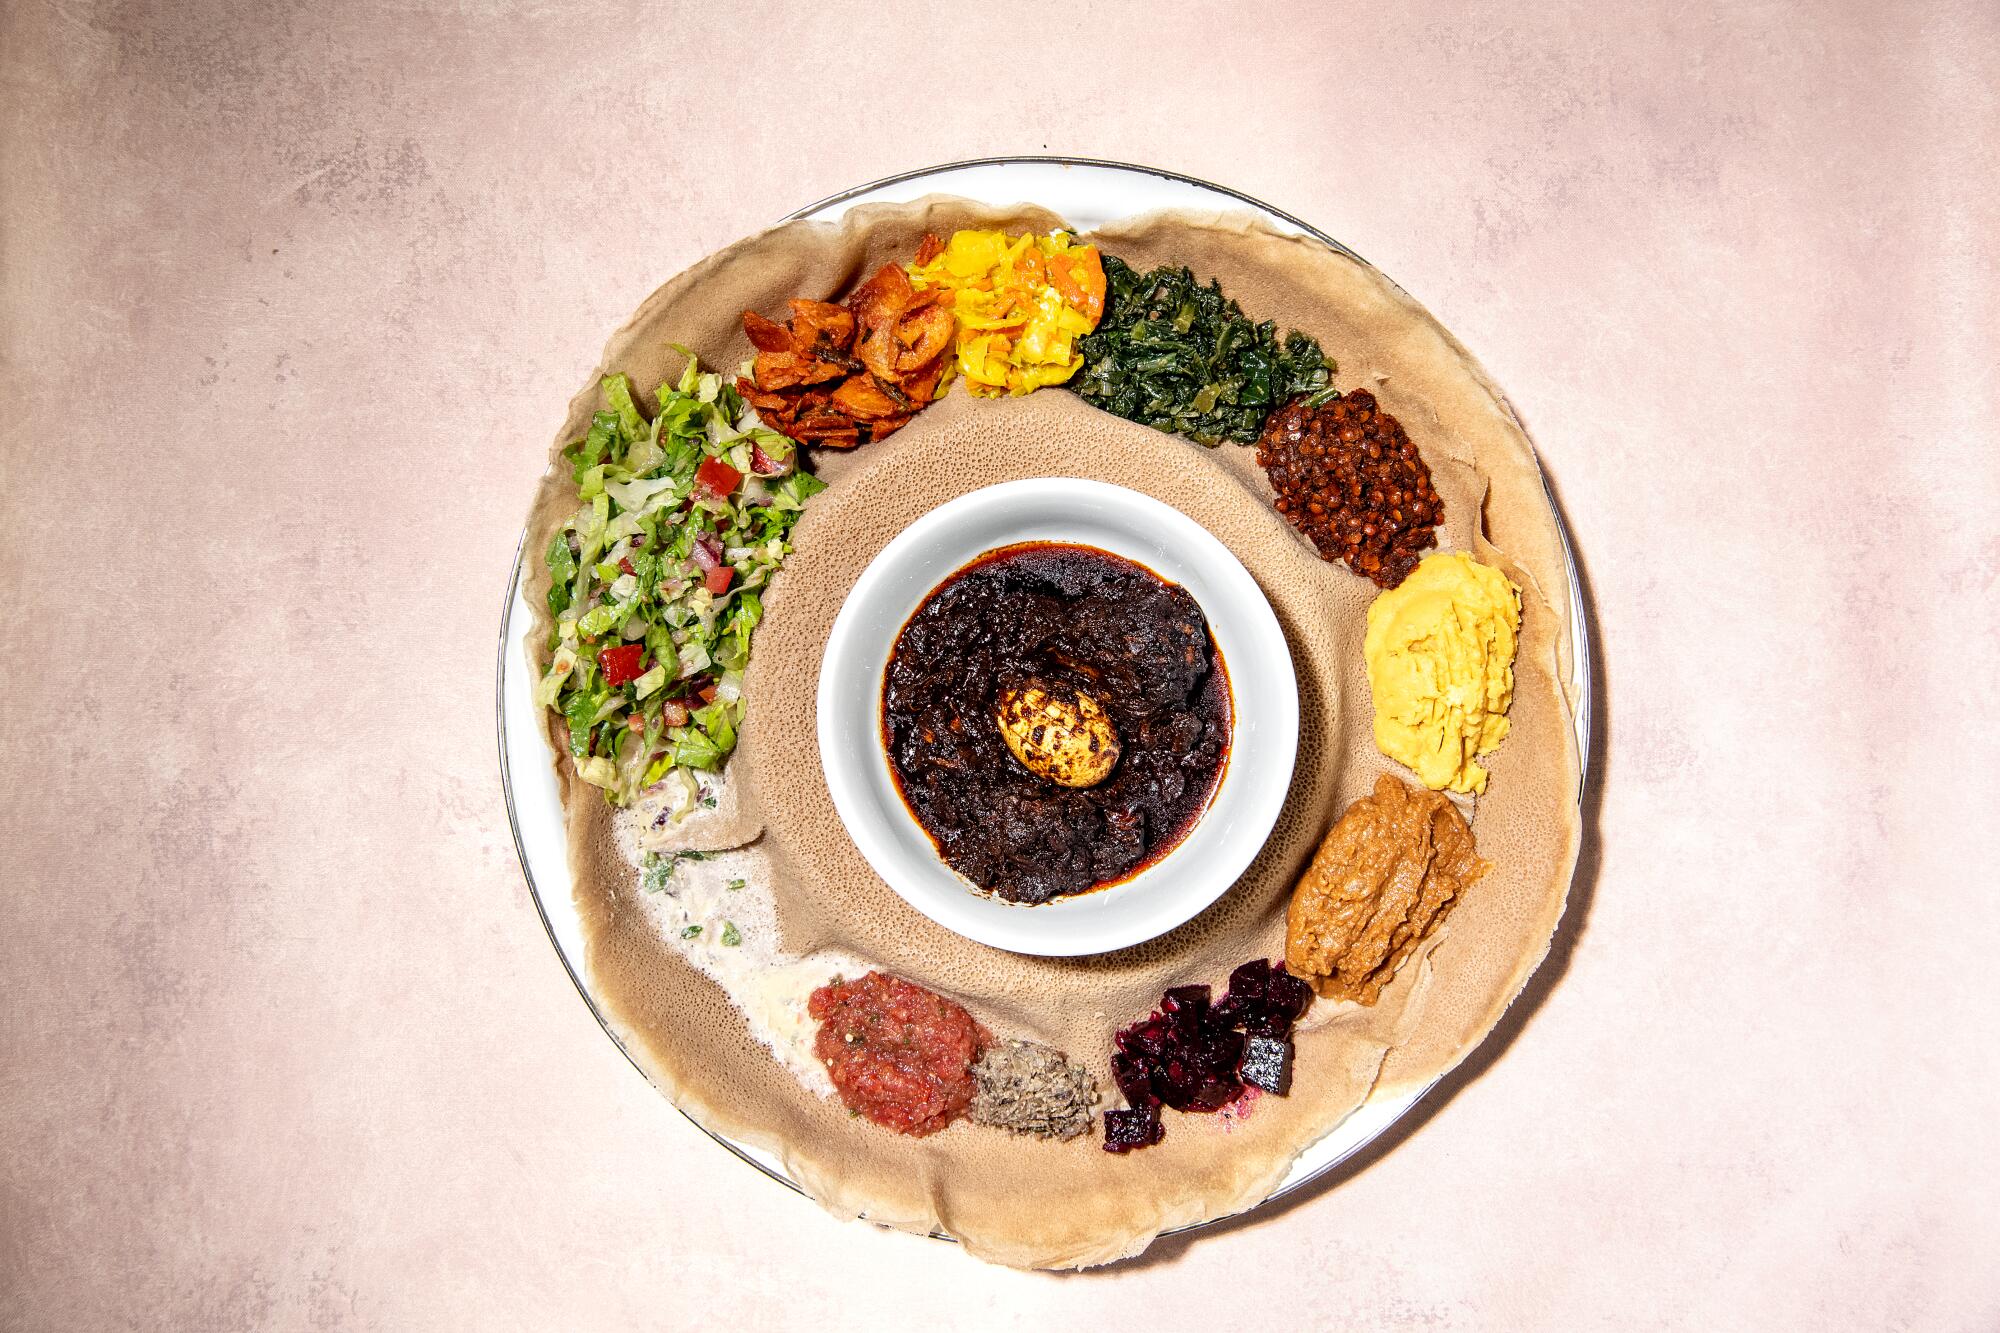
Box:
1255;389;1443;589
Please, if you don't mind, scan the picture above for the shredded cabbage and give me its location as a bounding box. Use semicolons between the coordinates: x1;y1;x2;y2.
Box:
537;356;824;806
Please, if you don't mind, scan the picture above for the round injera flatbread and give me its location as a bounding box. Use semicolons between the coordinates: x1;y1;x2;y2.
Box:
520;198;1583;1269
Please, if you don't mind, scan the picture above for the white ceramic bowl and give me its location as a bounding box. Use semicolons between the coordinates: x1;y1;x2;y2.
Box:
816;478;1299;957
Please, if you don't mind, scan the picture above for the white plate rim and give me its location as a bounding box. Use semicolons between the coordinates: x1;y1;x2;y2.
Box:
497;155;1595;1245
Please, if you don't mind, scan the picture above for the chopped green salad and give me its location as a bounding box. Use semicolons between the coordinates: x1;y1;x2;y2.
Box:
537;351;824;808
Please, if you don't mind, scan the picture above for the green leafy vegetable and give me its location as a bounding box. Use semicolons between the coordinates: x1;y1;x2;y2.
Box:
602;373;647;444
719;921;741;947
1070;256;1334;446
640;848;717;893
680;924;702;939
545;533;577;617
535;354;822;807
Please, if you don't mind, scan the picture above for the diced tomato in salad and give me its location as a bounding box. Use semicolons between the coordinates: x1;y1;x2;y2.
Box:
690;531;733;592
598;643;646;688
693;457;743;503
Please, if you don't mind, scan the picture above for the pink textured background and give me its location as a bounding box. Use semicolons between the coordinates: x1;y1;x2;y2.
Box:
3;1;1995;1327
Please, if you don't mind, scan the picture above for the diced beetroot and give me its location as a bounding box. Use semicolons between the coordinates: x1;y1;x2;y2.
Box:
1267;968;1314;1027
1190;1034;1247;1111
1223;959;1271;1005
1216;959;1314;1037
1158;1074;1201;1112
1240;1034;1293;1096
1116;1014;1172;1061
598;644;645;688
1185;1076;1242;1114
1110;1053;1157;1109
1104;957;1318;1158
1205;1028;1246;1073
1166;1000;1207;1047
1102;1106;1164;1154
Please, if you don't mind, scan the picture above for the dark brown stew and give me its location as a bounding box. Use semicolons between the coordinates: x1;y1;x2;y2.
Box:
882;543;1231;905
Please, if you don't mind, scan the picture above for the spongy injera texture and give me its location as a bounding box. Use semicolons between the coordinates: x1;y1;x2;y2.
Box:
519;199;1582;1268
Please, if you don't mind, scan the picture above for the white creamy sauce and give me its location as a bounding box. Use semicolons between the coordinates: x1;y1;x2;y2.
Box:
611;797;865;1099
626;768;745;854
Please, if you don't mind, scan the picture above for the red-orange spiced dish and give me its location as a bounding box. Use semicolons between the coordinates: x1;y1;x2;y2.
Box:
809;971;990;1137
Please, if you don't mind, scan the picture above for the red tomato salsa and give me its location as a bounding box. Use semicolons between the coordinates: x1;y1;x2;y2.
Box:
809;972;989;1137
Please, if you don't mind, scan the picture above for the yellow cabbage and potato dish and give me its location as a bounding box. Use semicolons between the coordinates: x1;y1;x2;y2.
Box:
906;230;1107;397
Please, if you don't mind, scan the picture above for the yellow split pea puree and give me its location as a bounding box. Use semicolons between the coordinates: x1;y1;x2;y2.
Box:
1363;551;1522;795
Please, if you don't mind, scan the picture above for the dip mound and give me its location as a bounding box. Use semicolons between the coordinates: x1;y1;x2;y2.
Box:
809;972;989;1137
969;1039;1100;1141
1285;774;1490;1005
1364;551;1522;794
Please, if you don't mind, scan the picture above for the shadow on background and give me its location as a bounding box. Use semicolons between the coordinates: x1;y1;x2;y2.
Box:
1073;464;1611;1276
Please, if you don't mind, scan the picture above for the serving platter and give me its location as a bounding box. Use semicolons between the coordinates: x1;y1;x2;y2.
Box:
499;157;1593;1243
